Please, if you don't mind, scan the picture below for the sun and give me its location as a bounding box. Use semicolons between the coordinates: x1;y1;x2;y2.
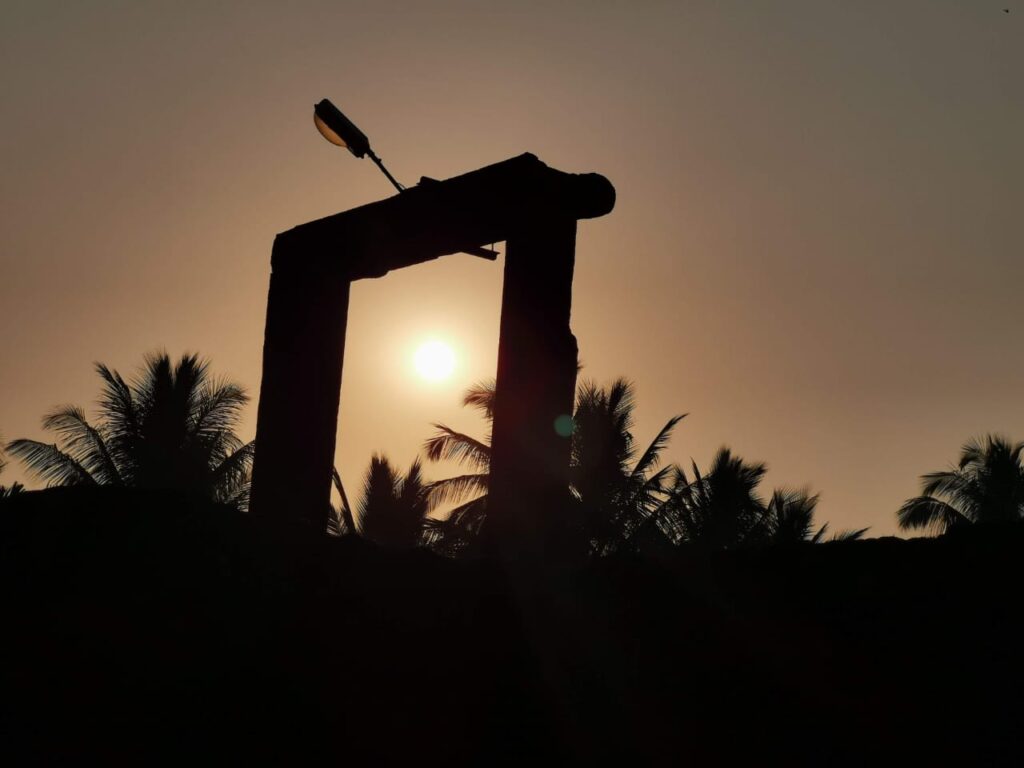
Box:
413;339;456;382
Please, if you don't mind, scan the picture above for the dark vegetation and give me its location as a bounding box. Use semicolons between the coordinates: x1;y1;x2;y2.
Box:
0;436;25;498
346;378;868;556
898;435;1024;533
6;353;252;509
5;352;1024;762
2;488;1023;764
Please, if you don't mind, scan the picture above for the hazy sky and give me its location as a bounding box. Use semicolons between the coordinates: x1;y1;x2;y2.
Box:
2;1;1021;535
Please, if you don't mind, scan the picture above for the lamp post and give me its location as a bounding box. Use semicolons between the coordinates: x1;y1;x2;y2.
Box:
312;98;497;261
314;99;405;193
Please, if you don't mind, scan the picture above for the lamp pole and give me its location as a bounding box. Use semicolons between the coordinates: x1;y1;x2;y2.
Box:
312;98;496;260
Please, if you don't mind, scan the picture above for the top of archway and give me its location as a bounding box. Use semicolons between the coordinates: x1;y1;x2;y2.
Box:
271;153;615;279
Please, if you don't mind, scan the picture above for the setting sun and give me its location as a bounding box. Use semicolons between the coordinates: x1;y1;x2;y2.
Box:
413;339;456;381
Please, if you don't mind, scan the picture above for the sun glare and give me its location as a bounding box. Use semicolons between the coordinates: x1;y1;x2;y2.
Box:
413;340;456;382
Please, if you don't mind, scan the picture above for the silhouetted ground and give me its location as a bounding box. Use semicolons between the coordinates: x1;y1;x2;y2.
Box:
1;488;1022;765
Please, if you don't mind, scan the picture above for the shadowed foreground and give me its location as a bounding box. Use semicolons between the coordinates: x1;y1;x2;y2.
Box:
1;489;1022;765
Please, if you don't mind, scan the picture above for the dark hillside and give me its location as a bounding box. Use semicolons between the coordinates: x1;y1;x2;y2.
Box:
1;488;1021;765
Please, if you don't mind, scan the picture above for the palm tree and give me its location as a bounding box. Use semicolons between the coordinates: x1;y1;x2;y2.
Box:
659;450;867;549
6;352;253;509
422;378;683;555
0;436;25;498
420;381;493;556
761;489;868;545
662;447;769;549
898;435;1024;534
353;454;431;549
571;379;684;554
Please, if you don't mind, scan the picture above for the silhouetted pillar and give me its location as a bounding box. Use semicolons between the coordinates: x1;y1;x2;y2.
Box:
487;217;582;560
250;235;350;530
249;155;614;543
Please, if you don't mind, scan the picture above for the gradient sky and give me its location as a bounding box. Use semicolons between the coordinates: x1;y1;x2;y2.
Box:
2;1;1021;535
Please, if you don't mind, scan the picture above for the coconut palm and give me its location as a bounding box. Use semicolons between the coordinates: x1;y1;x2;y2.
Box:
422;378;683;555
571;379;684;554
0;436;25;498
761;488;868;545
6;352;252;509
898;435;1024;534
661;447;769;549
353;454;430;549
422;381;493;517
653;454;867;549
420;381;493;556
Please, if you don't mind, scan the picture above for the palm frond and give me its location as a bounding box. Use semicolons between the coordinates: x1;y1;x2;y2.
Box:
445;496;487;528
956;435;1023;469
919;470;976;507
830;527;869;542
462;380;496;421
6;439;96;486
210;441;254;503
631;414;686;480
809;522;829;544
94;362;140;447
190;381;249;440
0;482;26;499
604;378;637;435
219;480;251;513
764;487;820;544
399;459;431;515
897;496;970;534
326;506;344;537
41;405;123;485
422;425;491;470
425;473;489;508
423;497;488;558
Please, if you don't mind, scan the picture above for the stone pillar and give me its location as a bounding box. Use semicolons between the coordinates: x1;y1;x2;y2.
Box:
487;217;582;560
249;235;350;531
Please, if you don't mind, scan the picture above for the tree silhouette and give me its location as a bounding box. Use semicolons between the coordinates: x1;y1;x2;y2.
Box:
761;488;867;545
354;454;430;549
0;436;25;498
422;378;683;555
423;381;492;502
417;381;492;556
661;448;768;549
657;450;865;548
571;379;684;554
6;352;252;509
898;435;1024;534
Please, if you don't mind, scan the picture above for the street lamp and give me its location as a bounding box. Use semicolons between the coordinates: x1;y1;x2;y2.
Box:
313;98;497;260
314;98;405;193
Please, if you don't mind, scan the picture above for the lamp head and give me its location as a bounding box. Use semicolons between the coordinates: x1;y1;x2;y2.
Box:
314;98;371;159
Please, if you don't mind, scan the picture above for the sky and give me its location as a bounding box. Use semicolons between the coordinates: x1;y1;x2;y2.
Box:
1;1;1021;535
